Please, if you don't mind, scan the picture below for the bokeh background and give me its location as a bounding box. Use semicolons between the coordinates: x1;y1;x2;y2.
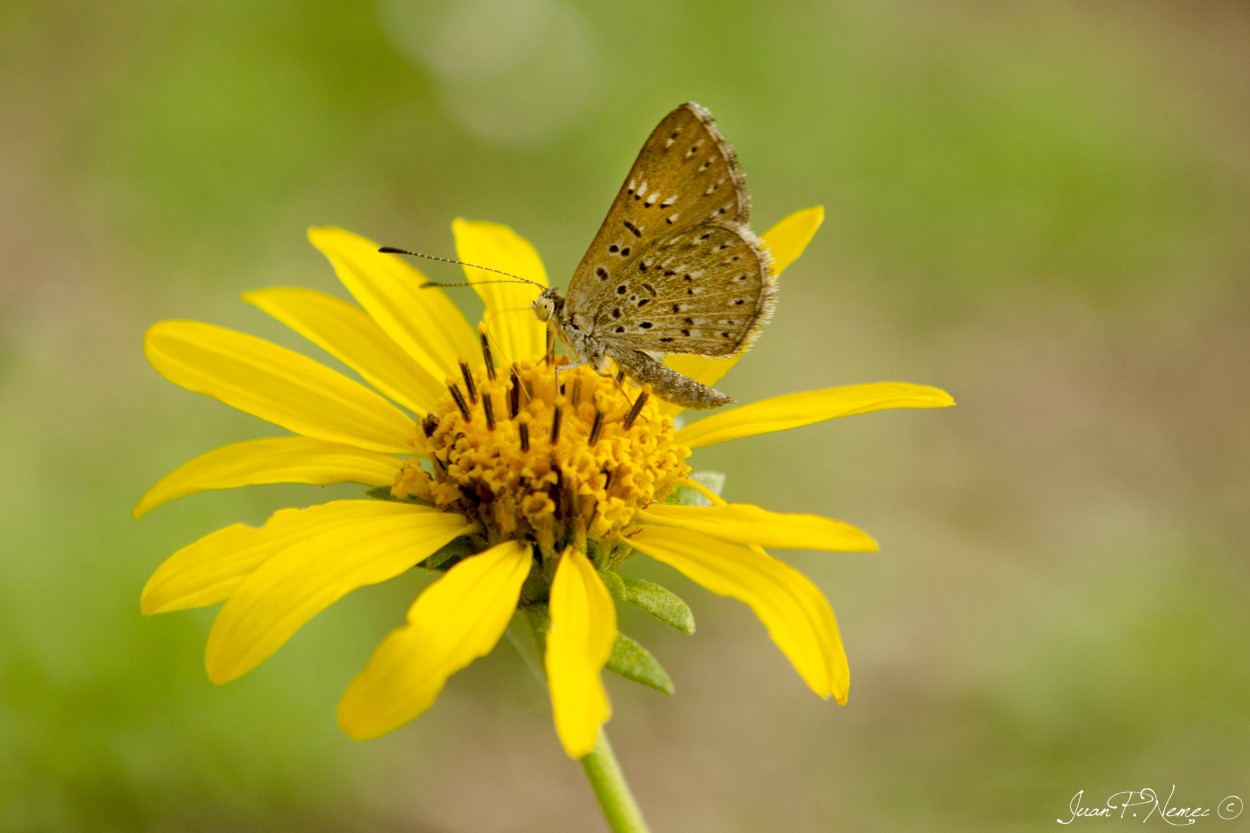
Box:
3;0;1248;830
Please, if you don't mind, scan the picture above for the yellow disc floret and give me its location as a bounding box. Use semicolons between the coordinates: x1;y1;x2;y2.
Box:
392;356;690;571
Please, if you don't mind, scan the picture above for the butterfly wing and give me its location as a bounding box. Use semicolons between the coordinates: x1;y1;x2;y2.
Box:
566;102;754;317
591;221;774;357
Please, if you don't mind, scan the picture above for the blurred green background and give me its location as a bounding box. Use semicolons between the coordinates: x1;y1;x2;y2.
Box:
3;0;1248;830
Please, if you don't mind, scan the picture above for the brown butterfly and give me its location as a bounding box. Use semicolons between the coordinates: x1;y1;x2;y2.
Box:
532;102;775;409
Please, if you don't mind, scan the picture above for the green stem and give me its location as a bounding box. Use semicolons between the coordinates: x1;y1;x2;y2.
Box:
581;731;651;833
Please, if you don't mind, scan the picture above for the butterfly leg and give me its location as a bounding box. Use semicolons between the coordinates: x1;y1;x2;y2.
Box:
551;360;583;398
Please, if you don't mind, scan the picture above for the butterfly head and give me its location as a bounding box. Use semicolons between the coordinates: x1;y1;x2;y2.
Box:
532;286;564;324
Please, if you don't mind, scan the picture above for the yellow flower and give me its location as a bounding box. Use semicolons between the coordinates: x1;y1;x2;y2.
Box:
136;207;954;759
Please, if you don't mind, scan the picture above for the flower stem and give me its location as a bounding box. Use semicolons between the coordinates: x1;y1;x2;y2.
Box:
581;730;651;833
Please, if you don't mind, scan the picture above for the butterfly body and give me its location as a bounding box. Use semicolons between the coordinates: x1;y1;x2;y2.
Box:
535;102;776;410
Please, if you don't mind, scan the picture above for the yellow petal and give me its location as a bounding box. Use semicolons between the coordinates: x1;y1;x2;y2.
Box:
676;382;956;449
545;548;616;758
452;218;548;364
641;503;878;552
145;320;413;453
134;437;402;518
309;226;478;379
244;287;443;414
762;205;824;277
655;207;826;418
141;500;408;614
629;525;848;702
337;540;532;740
205;504;475;684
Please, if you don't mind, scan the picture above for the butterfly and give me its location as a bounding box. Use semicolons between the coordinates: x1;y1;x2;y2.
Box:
532;102;775;410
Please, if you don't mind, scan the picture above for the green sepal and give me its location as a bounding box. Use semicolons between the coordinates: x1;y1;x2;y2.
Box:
517;600;552;650
603;573;696;635
665;470;726;507
606;631;675;695
421;536;474;571
520;603;550;637
365;485;397;502
364;485;433;509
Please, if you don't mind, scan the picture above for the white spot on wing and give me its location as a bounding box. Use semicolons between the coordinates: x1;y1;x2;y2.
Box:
703;178;726;196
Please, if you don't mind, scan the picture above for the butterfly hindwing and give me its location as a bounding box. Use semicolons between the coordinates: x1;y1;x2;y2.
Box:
592;221;774;357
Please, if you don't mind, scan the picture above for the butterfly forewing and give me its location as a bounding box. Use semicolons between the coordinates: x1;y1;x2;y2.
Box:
592;221;774;357
566;102;751;314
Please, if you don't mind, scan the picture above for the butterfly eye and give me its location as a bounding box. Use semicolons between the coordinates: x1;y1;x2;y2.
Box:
533;297;554;322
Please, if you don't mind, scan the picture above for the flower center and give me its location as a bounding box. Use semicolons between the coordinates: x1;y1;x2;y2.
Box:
392;334;690;569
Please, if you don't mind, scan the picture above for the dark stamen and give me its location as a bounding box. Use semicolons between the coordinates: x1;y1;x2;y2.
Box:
421;413;439;438
520;421;530;452
545;328;555;366
508;370;520;418
458;358;477;403
589;408;604;444
482;392;496;431
514;362;533;400
571;376;582;408
615;369;626;385
448;381;471;420
478;325;496;381
602;466;613;491
550;404;563;444
551;467;566;522
624;387;649;429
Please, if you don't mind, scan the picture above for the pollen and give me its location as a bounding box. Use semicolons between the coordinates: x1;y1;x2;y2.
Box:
392;352;691;567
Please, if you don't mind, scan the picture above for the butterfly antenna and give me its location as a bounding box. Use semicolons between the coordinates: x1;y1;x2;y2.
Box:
378;247;544;290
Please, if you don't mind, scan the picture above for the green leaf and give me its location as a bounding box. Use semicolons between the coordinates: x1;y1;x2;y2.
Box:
516;603;675;694
597;569;626;598
665;470;726;506
618;577;696;634
691;470;726;496
606;632;675;695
